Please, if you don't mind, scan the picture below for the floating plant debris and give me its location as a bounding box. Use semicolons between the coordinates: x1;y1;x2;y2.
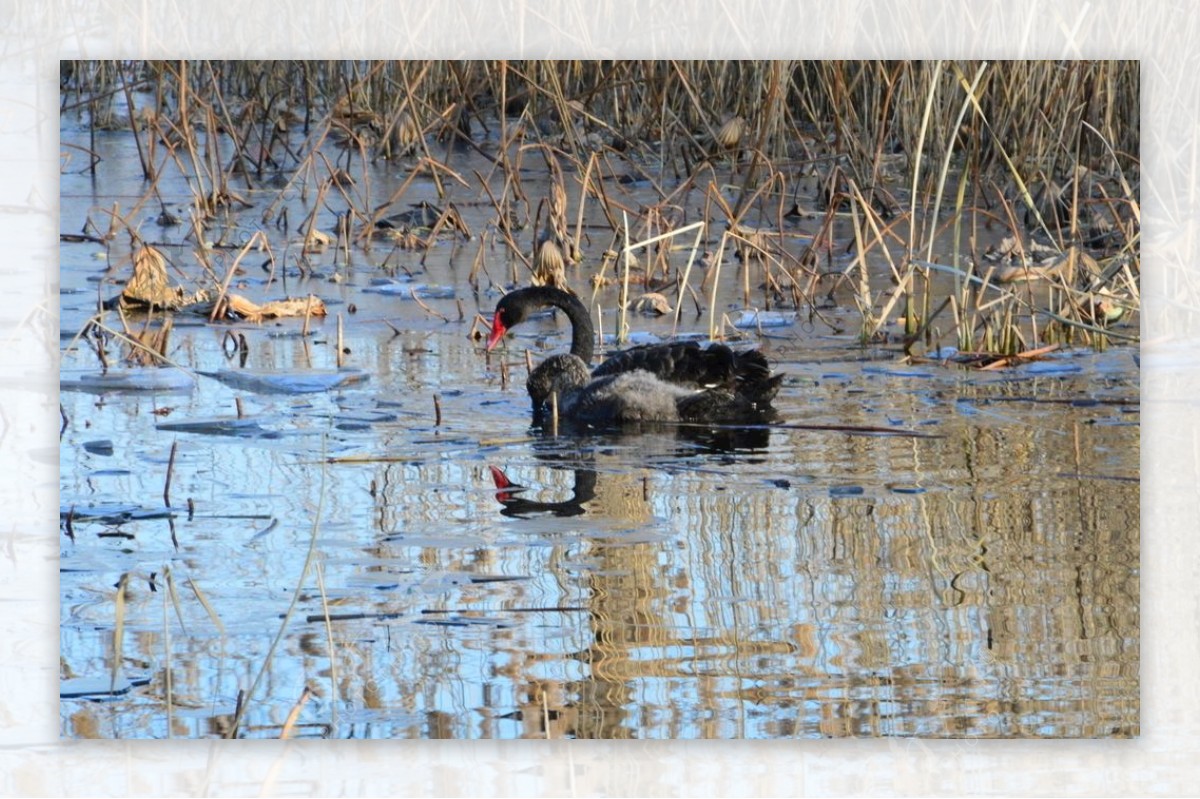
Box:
198;368;369;394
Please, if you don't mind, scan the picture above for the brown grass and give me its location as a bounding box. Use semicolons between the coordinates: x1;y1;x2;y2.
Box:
62;59;1139;358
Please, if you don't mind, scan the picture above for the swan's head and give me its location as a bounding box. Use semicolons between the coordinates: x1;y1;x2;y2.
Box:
486;290;538;351
486;299;518;351
527;354;589;420
486;286;582;351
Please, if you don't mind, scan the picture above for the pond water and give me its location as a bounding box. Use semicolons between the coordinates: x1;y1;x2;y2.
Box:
58;109;1139;739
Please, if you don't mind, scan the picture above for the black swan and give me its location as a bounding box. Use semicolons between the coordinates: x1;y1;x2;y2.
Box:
486;286;782;427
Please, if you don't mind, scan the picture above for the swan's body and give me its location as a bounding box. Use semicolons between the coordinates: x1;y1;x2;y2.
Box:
487;286;782;428
526;353;773;428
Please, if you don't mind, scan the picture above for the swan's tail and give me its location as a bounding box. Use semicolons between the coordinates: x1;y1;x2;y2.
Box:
593;341;783;406
732;349;784;405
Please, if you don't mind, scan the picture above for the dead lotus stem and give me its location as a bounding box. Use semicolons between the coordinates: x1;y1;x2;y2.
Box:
950;293;971;351
209;230;270;324
118;66;152;179
84;318;191;371
336;314;344;368
741;245;751;307
594;301;605;362
230;690;245;739
416;156;472;191
467;234;486;287
163;439;178;507
550;390;559;437
410;287;449;322
433;394;442;426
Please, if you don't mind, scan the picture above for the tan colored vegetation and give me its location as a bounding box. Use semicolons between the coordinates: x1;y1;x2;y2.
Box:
62;59;1139;364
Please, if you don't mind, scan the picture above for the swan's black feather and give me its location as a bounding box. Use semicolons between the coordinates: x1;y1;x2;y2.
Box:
491;286;783;428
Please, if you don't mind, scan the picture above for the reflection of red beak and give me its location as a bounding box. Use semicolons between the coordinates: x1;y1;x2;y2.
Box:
488;465;513;489
489;465;520;502
485;312;506;351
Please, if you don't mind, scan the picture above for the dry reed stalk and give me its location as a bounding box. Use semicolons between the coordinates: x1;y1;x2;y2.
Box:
186;578;225;637
845;190;875;342
258;120;334;224
474;169;532;271
573;152;598;264
314;560;339;733
225;439;330;738
671;225;706;336
66;60;1136;363
163;565;188;636
396;65;443;196
110;572;129;693
707;233;728;341
618;211;632;343
279;687;312;739
845;180;908;341
926;63;988;264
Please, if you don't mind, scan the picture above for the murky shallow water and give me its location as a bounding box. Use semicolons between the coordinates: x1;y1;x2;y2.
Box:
58;114;1138;739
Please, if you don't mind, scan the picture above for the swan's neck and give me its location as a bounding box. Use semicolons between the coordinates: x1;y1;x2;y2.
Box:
542;289;594;364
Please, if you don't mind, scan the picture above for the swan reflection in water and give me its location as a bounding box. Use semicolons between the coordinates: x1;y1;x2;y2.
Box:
489;463;597;519
488;424;773;520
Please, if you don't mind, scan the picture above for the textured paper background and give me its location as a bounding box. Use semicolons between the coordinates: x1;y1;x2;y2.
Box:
4;1;1190;795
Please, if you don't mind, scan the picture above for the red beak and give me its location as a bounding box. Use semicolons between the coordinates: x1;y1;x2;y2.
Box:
485;312;507;351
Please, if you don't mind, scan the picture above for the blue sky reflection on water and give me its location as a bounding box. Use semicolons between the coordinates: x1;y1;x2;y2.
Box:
59;111;1138;739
